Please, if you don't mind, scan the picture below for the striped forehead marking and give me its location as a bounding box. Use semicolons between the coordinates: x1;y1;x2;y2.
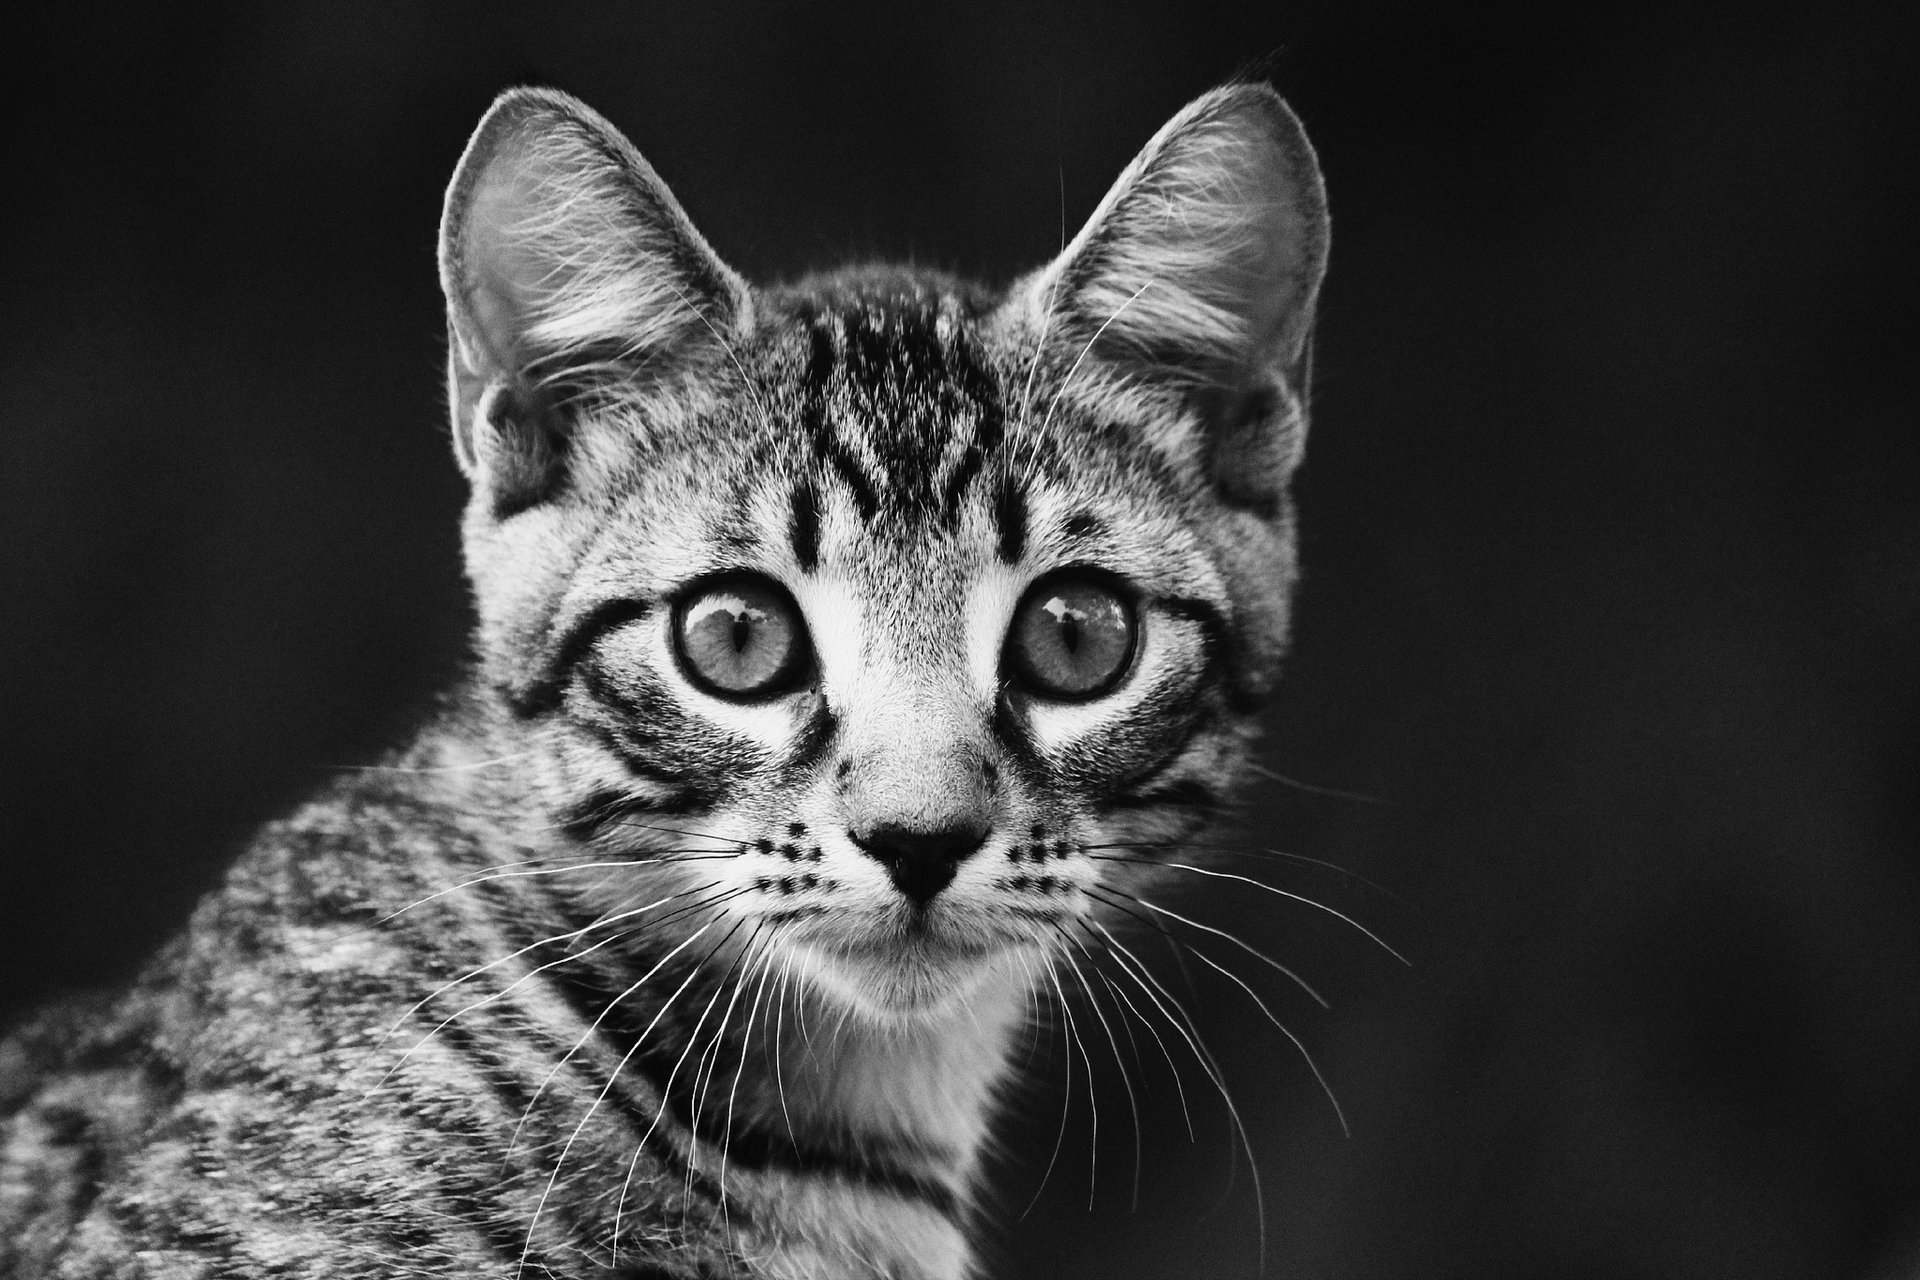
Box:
793;296;1013;538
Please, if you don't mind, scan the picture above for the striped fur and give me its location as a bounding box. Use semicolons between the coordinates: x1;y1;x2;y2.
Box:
0;81;1328;1278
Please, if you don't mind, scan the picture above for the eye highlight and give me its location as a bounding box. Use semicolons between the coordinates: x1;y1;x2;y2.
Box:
1005;574;1137;700
673;575;809;699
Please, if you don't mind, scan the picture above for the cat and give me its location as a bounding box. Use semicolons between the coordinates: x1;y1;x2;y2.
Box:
0;79;1328;1279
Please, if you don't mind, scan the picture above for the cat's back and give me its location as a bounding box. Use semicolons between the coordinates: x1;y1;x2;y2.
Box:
0;739;521;1277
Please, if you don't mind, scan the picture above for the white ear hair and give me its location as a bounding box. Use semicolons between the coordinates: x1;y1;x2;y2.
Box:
1014;83;1329;504
438;88;750;511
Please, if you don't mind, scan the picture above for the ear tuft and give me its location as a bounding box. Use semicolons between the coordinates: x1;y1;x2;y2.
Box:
438;88;749;513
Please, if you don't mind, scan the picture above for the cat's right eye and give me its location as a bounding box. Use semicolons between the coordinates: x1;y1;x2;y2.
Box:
672;575;809;700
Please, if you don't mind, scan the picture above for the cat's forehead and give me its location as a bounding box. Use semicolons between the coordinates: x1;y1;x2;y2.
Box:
747;272;1015;526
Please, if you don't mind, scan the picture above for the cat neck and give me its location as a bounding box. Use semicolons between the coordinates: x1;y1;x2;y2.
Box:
755;959;1030;1192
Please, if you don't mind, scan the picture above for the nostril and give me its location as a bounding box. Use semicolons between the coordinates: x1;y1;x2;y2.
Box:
850;822;988;907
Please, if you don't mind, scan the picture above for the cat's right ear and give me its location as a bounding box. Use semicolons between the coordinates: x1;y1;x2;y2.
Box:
438;88;751;515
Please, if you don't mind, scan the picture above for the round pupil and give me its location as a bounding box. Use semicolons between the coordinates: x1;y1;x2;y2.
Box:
1012;579;1133;698
678;582;799;696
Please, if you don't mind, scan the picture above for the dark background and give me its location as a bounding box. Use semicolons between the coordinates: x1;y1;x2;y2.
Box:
4;3;1917;1277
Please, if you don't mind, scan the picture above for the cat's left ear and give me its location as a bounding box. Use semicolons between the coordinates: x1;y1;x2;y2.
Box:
1009;83;1328;509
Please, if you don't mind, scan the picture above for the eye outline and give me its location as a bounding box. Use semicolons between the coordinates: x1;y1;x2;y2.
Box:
1002;567;1141;703
669;571;814;703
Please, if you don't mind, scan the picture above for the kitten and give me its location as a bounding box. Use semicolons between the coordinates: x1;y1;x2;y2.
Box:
0;80;1328;1279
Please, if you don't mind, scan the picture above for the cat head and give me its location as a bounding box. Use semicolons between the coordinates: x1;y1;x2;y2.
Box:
438;84;1327;1020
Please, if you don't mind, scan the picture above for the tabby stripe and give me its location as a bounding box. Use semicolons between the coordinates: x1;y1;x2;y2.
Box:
1090;684;1219;811
992;475;1028;563
425;1019;614;1266
525;934;956;1224
1062;509;1104;541
779;701;839;783
572;720;717;807
681;1114;961;1223
530;963;751;1221
940;443;988;521
789;482;821;571
990;695;1042;779
1102;776;1220;812
561;786;703;841
513;597;654;718
800;317;880;520
1159;594;1267;712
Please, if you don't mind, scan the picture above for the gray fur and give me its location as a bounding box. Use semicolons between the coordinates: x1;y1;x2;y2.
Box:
1;81;1328;1278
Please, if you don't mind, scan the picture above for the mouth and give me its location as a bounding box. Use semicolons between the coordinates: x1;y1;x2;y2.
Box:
779;901;1041;1016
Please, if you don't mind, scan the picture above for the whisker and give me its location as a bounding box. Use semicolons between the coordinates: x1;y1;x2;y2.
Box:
1087;884;1330;1010
1055;922;1146;1211
1085;955;1193;1143
1085;919;1268;1274
718;938;782;1218
1091;857;1409;966
374;851;727;925
582;818;751;848
1183;947;1348;1138
1245;761;1387;806
771;946;799;1146
361;881;734;1093
687;932;763;1177
537;918;745;1278
331;750;539;776
1037;279;1156;441
506;910;740;1166
1019;955;1082;1222
616;930;759;1237
682;928;766;1234
1082;839;1403;901
610;928;754;1264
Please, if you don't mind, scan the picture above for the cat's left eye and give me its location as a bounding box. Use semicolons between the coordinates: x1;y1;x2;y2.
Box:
1005;574;1137;700
673;576;809;699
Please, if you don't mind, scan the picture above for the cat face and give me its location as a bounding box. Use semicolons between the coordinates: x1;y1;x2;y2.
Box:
438;87;1327;1021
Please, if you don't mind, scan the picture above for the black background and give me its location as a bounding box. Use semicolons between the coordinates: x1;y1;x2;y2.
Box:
4;4;1918;1277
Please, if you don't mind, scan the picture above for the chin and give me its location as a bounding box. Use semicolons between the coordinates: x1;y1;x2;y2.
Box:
790;924;1037;1025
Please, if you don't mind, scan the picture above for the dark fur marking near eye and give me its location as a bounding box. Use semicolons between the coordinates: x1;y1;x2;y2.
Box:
993;477;1028;564
1158;594;1265;713
788;821;807;836
990;696;1042;779
1062;510;1103;540
579;660;664;725
513;598;654;718
782;702;840;784
560;787;703;841
570;723;718;811
789;483;820;572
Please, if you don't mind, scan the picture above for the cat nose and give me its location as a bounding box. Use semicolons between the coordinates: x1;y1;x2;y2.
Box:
850;822;989;907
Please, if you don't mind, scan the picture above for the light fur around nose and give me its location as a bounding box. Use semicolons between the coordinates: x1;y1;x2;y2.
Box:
833;676;995;838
